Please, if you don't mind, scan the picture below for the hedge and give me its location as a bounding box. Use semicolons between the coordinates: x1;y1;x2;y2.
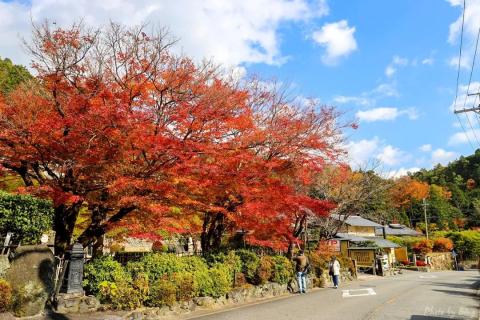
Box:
0;191;54;244
83;250;298;310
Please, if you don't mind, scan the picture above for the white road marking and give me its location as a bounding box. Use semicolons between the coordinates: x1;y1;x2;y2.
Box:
419;275;437;279
342;288;377;298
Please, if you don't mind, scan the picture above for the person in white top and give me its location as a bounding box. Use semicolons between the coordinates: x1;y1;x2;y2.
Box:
328;256;341;288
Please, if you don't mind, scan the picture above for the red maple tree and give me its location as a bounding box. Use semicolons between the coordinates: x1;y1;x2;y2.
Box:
0;22;349;254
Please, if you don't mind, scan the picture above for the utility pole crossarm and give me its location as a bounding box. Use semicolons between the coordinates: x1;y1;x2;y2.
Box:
454;106;480;114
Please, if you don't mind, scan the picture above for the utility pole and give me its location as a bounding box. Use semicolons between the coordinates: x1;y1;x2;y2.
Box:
422;198;429;240
454;92;480;114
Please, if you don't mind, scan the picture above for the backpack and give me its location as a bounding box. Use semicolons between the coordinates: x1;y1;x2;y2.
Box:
304;262;311;274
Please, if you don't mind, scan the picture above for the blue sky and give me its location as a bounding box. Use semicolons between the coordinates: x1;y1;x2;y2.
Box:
0;0;478;177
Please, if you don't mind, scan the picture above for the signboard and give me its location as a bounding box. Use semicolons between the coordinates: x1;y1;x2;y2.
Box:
321;239;341;252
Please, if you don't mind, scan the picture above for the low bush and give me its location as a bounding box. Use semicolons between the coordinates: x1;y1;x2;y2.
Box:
236;250;260;283
416;261;427;267
307;252;330;277
412;239;434;254
98;280;144;310
194;268;215;297
147;279;176;307
207;264;232;298
255;256;274;285
270;256;293;285
172;272;196;302
0;279;12;312
433;237;454;252
83;256;130;296
399;260;410;266
440;230;480;259
133;253;185;282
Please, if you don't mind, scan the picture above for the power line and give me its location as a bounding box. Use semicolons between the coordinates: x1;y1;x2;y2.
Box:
453;0;477;149
462;18;480;132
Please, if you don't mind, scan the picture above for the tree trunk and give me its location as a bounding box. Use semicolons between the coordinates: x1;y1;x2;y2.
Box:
201;212;225;254
53;201;82;255
76;206;135;249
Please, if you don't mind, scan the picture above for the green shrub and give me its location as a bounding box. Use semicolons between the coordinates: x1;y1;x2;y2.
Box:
134;253;185;282
172;272;197;302
148;279;176;307
207;264;232;298
0;191;54;244
193;268;215;297
183;256;209;273
206;251;241;273
270;256;293;285
0;279;12;312
256;256;274;285
98;280;144;310
443;230;480;259
83;256;130;296
236;250;260;283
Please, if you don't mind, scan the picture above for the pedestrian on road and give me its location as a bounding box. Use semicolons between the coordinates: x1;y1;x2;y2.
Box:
328;256;341;289
294;250;309;294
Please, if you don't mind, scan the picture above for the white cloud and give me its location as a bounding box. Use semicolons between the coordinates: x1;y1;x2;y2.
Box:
371;83;399;98
376;145;409;166
448;0;480;69
345;137;381;167
421;58;434;65
430;148;457;165
356;108;398;122
346;137;410;169
385;55;409;78
312;20;357;65
333;82;399;107
385;65;396;77
392;55;408;66
448;128;480;145
0;0;330;67
333;95;371;106
355;107;418;122
448;55;470;69
419;144;432;152
386;167;421;179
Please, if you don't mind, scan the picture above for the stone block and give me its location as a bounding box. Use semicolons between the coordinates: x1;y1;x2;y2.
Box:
0;256;10;279
6;245;54;317
194;296;215;308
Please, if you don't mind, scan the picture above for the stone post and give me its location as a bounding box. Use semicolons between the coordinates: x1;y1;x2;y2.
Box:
61;243;85;295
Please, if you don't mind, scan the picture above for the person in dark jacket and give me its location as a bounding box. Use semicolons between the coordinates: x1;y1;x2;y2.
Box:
294;250;309;294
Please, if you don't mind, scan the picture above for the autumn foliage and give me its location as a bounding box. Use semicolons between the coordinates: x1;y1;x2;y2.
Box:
390;176;430;209
0;22;349;253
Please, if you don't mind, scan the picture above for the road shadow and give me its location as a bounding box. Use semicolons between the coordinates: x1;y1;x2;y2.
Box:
431;288;478;298
410;316;459;320
44;311;71;320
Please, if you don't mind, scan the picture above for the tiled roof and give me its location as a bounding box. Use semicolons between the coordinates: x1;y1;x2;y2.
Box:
330;214;382;227
375;224;422;236
335;233;401;248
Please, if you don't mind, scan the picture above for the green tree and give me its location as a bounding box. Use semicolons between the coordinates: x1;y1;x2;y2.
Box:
0;57;32;95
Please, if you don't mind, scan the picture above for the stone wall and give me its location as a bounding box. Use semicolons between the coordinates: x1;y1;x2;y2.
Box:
123;282;289;320
55;293;100;314
429;252;453;271
122;272;356;320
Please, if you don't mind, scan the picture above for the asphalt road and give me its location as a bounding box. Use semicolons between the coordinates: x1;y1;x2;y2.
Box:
185;271;480;320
